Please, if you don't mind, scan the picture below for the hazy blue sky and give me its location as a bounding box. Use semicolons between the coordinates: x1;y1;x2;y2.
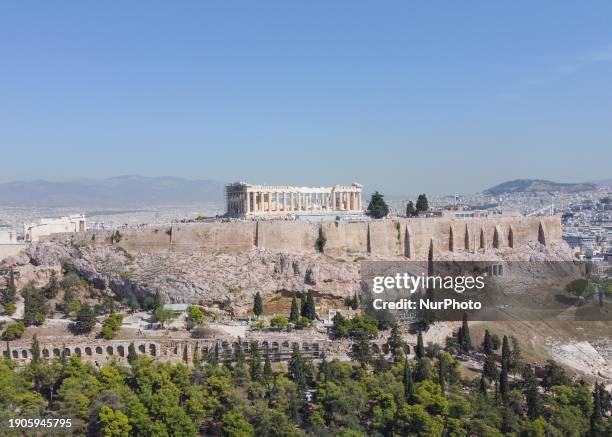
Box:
1;2;611;195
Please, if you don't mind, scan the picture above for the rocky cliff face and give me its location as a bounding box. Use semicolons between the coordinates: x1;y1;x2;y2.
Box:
1;238;574;317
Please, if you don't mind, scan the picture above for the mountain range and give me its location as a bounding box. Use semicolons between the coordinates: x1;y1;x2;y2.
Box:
0;175;225;207
483;179;601;195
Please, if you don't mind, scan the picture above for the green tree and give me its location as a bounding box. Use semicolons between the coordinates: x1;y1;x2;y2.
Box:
301;290;316;320
249;341;262;382
127;342;138;365
523;364;542;420
31;334;41;364
289;293;299;322
222;410;254;437
499;360;509;402
75;303;96;334
459;312;471;353
416;331;425;359
22;282;48;326
270;314;289;330
403;359;415;403
416;194;429;212
99;405;132;436
387;323;405;362
101;313;123;339
501;335;510;368
253;292;263;317
367;191;389;219
483;354;498;380
153;304;174;328
350;333;372;369
1;322;25;340
508;336;523;377
482;329;493;355
406;200;417;217
263;353;272;382
315;226;327;253
288;344;307;390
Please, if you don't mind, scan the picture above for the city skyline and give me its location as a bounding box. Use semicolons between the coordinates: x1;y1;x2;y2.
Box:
1;2;612;194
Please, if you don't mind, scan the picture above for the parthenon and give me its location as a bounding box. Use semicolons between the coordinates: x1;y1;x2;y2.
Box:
225;182;364;216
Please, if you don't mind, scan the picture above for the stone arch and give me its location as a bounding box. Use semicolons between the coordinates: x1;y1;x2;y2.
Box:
95;346;103;354
302;342;310;351
63;348;71;356
43;349;50;358
173;346;179;355
22;349;28;358
538;222;546;246
371;343;381;354
508;226;514;248
448;226;454;252
138;344;146;354
85;347;92;356
117;345;125;357
53;348;61;357
404;226;411;258
12;350;18;358
149;344;157;356
479;228;485;250
493;227;500;249
74;347;81;357
106;346;113;355
464;224;470;250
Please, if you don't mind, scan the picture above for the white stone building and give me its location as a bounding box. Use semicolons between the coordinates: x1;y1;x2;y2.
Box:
225;182;363;217
23;214;87;242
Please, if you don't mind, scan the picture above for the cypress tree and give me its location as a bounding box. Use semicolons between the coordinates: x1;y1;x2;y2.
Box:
300;294;306;317
249;341;261;382
483;330;493;356
460;312;471;352
590;382;603;436
318;351;331;382
127;342;137;365
523;365;541;420
288;344;307;389
303;291;316;320
416;331;425;359
501;335;510;367
263;353;272;382
499;360;509;401
438;355;446;392
253;292;263;317
483;354;498;380
31;334;41;364
406;200;417;217
403;359;415;403
289;293;299;322
479;373;488;397
387;323;404;362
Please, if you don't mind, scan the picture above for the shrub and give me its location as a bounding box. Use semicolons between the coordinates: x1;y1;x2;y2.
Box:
2;302;16;315
101;313;123;339
1;322;25;341
270;315;289;330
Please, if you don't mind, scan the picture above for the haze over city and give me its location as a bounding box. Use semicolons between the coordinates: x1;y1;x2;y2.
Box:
2;1;612;194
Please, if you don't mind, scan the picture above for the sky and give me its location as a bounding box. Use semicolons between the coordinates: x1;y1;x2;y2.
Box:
1;1;611;195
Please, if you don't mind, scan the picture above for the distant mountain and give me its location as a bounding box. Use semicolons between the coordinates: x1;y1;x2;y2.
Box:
592;178;612;187
483;179;598;195
0;175;225;207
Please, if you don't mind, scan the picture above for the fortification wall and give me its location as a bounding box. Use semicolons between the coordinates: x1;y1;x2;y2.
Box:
61;216;562;259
